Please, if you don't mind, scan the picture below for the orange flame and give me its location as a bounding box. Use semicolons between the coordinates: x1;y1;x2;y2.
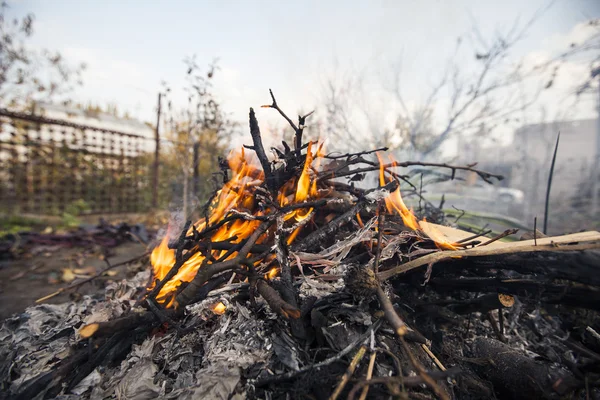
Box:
150;144;323;306
375;153;458;250
376;153;419;230
265;267;279;280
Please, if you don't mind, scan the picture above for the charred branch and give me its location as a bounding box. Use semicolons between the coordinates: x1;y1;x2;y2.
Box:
79;308;182;339
262;89;314;157
254;278;300;319
446;293;515;315
248;107;276;190
469;337;575;399
293;181;398;252
434;250;600;287
430;277;600;311
176;218;275;307
318;159;503;184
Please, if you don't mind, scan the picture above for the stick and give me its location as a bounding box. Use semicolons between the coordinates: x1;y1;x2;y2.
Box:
329;345;367;400
543;131;560;234
347;368;461;400
455;229;493;244
324;147;388;160
318;160;503;184
255;279;300;319
375;285;449;399
78;308;181;339
358;352;377;400
478;228;519;246
248;107;275;190
375;286;407;336
294;181;398;252
373;202;385;274
421;344;447;371
252;320;382;386
293;201;367;252
377;231;600;281
261;89;313;156
176;219;275;307
431;277;600;310
399;337;450;400
450;293;515;315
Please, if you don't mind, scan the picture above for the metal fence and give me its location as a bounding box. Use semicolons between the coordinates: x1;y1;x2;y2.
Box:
0;109;157;215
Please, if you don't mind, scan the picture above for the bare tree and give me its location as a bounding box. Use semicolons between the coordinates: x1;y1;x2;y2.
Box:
162;58;239;219
388;9;557;157
319;62;359;149
319;6;593;159
0;2;86;109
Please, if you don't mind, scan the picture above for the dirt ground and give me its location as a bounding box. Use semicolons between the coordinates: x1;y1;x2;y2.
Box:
0;242;148;320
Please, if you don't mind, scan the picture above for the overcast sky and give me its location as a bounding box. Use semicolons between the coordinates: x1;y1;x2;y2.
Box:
7;0;600;152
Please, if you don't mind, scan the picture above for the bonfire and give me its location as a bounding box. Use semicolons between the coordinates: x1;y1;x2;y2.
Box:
2;91;600;400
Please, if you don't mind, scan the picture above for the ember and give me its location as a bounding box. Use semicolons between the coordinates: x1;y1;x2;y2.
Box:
2;91;600;400
211;301;227;315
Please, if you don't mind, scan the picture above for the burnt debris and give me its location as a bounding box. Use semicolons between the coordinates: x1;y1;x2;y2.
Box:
1;91;600;400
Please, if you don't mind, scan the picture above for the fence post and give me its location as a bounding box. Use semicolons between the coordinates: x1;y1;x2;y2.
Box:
153;93;162;209
192;141;200;197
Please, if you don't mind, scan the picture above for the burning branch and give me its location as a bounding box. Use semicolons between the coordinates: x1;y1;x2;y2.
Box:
176;218;275;307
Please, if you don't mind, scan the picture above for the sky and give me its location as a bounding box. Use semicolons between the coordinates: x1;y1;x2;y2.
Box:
7;0;600;153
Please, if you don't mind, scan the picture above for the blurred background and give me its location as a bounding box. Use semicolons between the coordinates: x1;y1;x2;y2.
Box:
1;0;599;235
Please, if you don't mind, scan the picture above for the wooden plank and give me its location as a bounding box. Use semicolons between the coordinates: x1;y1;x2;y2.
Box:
378;229;600;281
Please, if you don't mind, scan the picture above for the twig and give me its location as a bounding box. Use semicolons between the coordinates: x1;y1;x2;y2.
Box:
254;279;300;319
248;107;275;190
373;202;385;274
262;89;298;136
358;352;377;400
418;172;424;214
544;131;560;234
329;345;367;400
421;344;447;371
10;261;44;281
318;160;502;184
399;337;450;400
478;228;519;246
375;286;407;336
374;347;403;378
378;230;600;281
456;229;493;244
146;297;179;328
296;110;314;156
294;202;365;252
262;89;313;156
324;147;388;160
176;218;275;307
294;181;398;252
451;206;466;223
487;310;506;343
252;320;382;386
374;284;449;399
347;368;460;400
